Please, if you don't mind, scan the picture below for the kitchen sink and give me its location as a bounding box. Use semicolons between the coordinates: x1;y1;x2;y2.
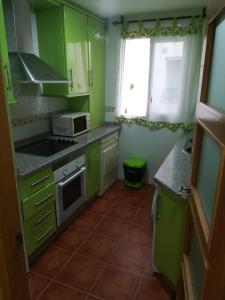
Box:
183;138;193;155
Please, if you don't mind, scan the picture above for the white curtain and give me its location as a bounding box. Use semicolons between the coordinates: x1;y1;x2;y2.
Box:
117;29;203;124
117;38;150;117
149;34;202;123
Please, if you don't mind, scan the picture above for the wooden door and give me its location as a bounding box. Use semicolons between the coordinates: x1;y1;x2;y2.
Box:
177;5;225;300
0;66;29;298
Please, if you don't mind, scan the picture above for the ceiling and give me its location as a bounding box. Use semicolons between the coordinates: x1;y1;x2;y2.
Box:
71;0;208;18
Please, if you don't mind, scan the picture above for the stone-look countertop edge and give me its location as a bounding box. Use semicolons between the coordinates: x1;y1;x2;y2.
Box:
154;132;193;200
15;124;121;178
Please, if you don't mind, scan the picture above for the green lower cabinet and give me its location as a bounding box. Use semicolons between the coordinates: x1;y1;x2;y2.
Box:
23;202;56;256
22;182;56;221
154;185;187;287
19;166;54;199
19;166;57;256
85;140;100;200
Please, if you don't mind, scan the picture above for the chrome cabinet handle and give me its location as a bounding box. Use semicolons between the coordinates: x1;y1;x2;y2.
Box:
31;175;50;187
36;227;54;243
156;198;160;223
89;70;93;87
179;185;192;193
4;64;12;91
69;68;74;89
34;209;54;225
34;194;53;207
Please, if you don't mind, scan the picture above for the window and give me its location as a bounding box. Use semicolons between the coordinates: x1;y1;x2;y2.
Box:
150;40;184;120
118;38;150;117
117;35;202;123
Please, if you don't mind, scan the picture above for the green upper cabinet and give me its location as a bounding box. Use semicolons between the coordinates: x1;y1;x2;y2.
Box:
0;0;15;104
88;17;105;129
64;7;89;96
36;4;89;97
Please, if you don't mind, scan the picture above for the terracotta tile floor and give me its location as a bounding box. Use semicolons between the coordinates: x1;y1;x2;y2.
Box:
29;180;174;300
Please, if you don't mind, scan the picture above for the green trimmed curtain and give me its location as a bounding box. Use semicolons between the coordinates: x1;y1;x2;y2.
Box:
116;16;203;131
121;17;203;39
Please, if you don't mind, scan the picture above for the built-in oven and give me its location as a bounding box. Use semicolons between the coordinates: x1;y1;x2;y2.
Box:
54;154;86;226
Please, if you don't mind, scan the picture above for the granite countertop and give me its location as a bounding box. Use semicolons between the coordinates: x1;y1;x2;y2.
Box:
15;124;121;178
154;132;193;199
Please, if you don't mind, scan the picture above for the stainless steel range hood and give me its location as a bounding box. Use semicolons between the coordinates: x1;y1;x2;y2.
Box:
5;0;70;84
9;52;70;84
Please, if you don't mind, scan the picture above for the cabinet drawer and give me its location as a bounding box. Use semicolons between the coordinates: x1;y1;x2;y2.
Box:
22;183;56;221
23;203;56;256
19;166;54;199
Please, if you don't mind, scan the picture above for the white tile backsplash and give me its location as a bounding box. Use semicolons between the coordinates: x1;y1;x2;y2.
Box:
10;91;68;141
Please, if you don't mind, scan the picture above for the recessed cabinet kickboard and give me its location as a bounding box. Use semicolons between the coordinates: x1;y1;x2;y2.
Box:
19;167;57;256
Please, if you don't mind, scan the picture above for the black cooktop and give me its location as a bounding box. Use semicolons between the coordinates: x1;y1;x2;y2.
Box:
17;139;77;157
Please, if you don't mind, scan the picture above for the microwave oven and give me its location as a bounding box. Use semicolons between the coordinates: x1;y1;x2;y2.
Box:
52;112;90;137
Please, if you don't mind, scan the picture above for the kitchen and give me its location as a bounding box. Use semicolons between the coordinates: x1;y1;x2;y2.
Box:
1;0;225;299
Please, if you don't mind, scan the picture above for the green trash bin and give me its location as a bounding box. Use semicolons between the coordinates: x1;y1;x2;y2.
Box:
123;156;147;189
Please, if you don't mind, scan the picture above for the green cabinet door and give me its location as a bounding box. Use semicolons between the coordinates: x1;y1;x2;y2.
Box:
0;0;15;104
36;5;67;96
64;6;89;96
85;140;100;200
36;5;89;97
88;17;105;129
154;185;187;287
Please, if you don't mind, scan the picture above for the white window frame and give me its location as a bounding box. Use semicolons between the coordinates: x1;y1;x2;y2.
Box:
117;36;186;120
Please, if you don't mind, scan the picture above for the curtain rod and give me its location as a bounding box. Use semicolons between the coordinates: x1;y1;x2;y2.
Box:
112;7;207;25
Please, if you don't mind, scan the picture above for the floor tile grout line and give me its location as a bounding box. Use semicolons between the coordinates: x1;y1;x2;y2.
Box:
86;188;152;299
35;211;106;300
68;252;147;277
133;275;145;300
34;184;153;299
52;230;152;253
36;207;149;298
83;192;132;299
52;278;104;299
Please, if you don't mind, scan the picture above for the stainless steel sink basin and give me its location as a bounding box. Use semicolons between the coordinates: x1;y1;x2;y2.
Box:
183;138;193;155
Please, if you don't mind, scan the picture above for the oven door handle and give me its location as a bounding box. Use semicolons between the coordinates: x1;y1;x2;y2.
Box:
58;166;86;187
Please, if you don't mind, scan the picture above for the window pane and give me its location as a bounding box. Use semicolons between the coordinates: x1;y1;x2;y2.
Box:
150;41;183;119
119;39;150;117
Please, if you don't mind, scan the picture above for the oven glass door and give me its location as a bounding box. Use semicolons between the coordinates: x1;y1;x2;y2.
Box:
57;166;86;225
73;116;87;135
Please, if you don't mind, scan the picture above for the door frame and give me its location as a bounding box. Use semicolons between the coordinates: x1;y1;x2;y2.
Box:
0;65;29;298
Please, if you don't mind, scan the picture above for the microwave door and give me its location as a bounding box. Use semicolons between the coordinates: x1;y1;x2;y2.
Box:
73;116;87;135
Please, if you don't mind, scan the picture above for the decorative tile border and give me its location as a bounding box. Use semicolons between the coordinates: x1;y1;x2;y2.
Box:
114;116;194;131
12;110;65;127
105;106;116;112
